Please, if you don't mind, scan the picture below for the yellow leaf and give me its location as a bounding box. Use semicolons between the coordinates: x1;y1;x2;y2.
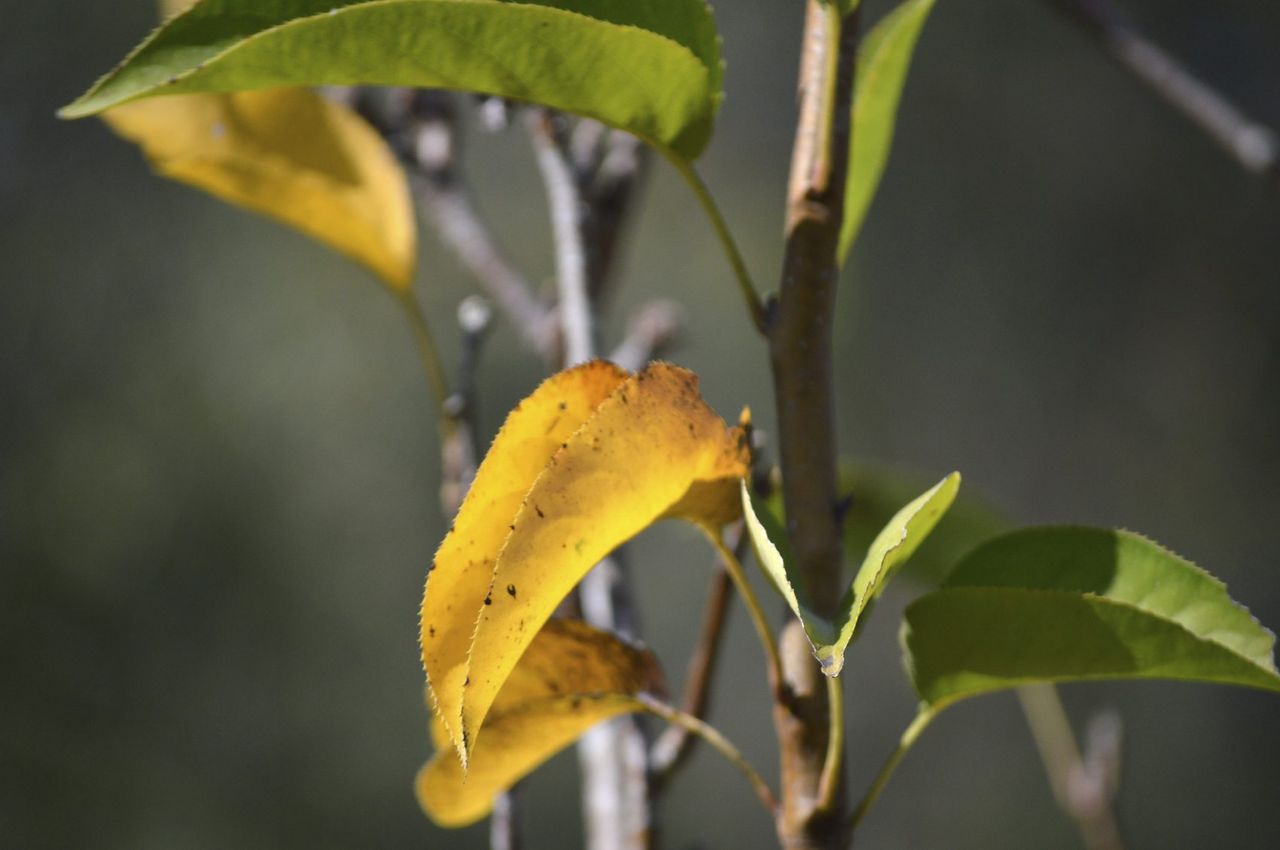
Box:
420;361;749;765
101;87;416;290
416;619;662;827
421;361;630;756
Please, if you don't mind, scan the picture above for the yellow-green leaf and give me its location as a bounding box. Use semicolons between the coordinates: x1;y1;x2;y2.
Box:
416;618;662;827
101;87;416;290
742;472;959;677
421;361;749;765
741;479;835;648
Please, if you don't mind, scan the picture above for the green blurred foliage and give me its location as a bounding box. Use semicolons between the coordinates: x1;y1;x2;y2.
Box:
3;1;1280;848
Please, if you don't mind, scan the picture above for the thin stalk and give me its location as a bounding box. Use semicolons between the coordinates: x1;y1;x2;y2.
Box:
636;694;779;817
393;288;452;421
649;541;736;786
667;155;767;333
704;526;783;690
816;675;845;813
849;708;936;831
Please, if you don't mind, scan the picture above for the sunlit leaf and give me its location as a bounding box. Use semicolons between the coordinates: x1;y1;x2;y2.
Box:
838;462;1005;587
102;88;416;289
741;479;836;649
422;361;749;764
838;0;936;263
61;0;723;161
825;472;959;673
417;619;662;827
903;527;1280;710
421;360;628;760
742;472;959;677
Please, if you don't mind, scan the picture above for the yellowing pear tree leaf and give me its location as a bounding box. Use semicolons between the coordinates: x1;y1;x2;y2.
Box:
416;619;663;827
421;361;750;765
421;360;629;757
101;87;416;290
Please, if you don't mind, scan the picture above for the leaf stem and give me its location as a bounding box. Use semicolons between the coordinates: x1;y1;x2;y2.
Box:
667;154;767;334
705;526;784;691
649;522;744;787
849;707;936;831
393;288;452;421
815;674;844;813
636;693;779;817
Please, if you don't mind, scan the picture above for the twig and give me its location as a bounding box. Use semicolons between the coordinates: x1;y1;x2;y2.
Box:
1048;0;1280;185
636;694;779;818
438;295;491;519
648;523;744;788
403;91;559;362
489;784;523;850
582;130;650;302
529;109;595;365
529;107;652;850
1018;685;1125;850
608;300;683;372
768;2;860;846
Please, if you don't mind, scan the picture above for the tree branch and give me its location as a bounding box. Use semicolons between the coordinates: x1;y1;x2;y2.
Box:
608;300;682;373
529;109;596;365
1048;0;1279;185
401;91;560;363
529;106;652;850
767;2;859;847
1018;685;1125;850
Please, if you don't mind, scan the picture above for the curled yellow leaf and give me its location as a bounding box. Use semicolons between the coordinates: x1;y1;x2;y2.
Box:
420;361;749;765
101;87;416;290
421;360;629;758
416;619;662;827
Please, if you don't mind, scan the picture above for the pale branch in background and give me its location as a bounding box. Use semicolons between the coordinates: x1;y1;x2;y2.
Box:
608;300;683;373
528;105;654;850
529;109;596;367
1049;0;1280;186
1018;685;1126;850
403;92;561;363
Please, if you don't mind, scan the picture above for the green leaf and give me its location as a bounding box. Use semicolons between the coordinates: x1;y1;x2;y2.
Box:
840;463;1006;587
740;480;836;649
838;0;936;264
903;527;1280;710
742;472;959;677
824;472;959;674
61;0;723;161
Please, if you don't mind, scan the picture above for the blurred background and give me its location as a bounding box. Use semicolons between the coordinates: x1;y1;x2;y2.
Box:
4;0;1279;847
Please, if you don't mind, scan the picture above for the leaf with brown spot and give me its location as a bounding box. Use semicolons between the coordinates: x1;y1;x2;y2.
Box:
416;619;662;827
421;361;748;765
421;361;628;760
